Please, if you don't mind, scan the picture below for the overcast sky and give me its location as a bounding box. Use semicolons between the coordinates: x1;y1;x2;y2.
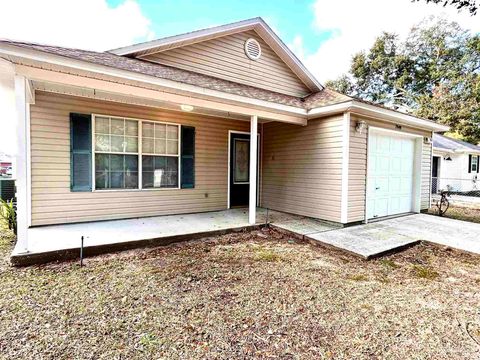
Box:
0;0;479;154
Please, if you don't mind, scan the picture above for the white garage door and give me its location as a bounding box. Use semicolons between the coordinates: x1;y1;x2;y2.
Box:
367;131;415;219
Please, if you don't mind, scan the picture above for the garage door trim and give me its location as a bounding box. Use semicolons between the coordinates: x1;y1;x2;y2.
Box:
365;126;423;223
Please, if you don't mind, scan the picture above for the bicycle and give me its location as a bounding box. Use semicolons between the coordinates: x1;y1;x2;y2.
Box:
435;190;450;216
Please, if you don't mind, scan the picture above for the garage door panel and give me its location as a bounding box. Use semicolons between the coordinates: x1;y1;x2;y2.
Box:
367;131;415;219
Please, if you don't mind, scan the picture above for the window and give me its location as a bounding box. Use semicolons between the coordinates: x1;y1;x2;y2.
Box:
94;116;139;190
141;122;179;188
472;155;479;173
93;115;180;190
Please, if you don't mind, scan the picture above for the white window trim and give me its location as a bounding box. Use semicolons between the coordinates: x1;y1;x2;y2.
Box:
91;114;181;192
472;155;479;173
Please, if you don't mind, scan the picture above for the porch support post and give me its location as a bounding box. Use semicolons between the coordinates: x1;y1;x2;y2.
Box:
249;115;258;225
14;74;30;253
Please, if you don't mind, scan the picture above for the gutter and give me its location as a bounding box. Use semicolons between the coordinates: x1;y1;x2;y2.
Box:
0;43;451;133
308;100;450;133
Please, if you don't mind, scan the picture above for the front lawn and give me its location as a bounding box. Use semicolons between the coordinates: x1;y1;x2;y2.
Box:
1;224;480;359
428;205;480;224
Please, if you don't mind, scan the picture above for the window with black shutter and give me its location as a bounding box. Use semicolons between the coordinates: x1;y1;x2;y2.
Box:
70;113;92;191
181;126;195;188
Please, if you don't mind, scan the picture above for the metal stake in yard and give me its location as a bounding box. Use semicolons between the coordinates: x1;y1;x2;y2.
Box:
80;236;84;267
265;208;269;228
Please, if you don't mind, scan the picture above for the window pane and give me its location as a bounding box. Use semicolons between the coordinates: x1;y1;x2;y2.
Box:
95;153;109;172
155;123;166;139
110;154;124;171
142;155;178;188
167;140;178;155
95;135;110;152
125;171;138;189
95;117;109;134
142;122;154;138
125;136;138;153
142;171;153;188
167;125;178;140
142;138;154;154
142;155;153;171
110;171;124;189
125;120;138;136
125;155;138;172
155;139;166;154
95;171;107;189
111;118;124;135
111;135;125;152
166;157;177;172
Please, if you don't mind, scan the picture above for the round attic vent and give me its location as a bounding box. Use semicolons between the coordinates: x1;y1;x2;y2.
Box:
244;38;261;60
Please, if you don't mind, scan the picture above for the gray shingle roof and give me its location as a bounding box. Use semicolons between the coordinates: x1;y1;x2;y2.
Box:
1;39;326;108
433;133;480;153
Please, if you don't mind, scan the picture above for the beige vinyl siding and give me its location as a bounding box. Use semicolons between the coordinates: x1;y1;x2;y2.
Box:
30;91;249;226
261;115;344;223
347;115;432;223
142;30;311;97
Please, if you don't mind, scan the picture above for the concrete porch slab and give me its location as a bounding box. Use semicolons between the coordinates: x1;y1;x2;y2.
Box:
11;208;301;266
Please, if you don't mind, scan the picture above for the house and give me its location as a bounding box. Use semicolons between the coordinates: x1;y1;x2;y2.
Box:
432;133;480;193
0;18;448;256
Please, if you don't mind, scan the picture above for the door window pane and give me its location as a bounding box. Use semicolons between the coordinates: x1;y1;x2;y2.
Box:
233;139;249;183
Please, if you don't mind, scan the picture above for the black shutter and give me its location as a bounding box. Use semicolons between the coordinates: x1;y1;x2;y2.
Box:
181;126;195;189
468;154;472;174
477;156;480;173
70;113;92;191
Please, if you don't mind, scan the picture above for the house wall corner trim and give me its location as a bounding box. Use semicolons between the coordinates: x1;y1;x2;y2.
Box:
341;111;350;223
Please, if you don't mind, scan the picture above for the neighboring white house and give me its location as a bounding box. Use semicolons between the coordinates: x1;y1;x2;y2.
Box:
432;134;480;193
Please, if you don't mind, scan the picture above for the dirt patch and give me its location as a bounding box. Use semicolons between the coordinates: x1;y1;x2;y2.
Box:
1;224;480;359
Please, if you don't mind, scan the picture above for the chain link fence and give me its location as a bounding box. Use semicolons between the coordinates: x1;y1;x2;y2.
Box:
432;176;480;207
432;177;480;196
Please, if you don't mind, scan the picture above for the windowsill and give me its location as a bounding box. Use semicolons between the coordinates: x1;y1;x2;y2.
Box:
91;187;182;192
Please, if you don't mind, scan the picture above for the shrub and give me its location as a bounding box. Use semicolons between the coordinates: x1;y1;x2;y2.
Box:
0;199;17;235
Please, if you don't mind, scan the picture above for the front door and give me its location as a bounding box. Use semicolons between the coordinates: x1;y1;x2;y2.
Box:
229;133;250;207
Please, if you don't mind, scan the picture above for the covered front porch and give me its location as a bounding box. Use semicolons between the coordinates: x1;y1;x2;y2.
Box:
11;208;336;265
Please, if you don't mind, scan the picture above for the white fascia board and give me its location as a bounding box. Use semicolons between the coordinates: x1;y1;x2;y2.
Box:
433;147;455;154
109;18;260;55
253;22;323;91
308;100;450;132
0;44;307;117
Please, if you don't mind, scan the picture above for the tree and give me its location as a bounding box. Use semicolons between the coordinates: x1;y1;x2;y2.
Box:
414;0;478;15
327;17;480;143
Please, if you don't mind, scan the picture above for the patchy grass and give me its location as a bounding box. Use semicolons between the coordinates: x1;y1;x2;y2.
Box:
254;248;283;262
412;265;439;280
1;225;480;359
429;205;480;224
348;274;369;282
379;259;399;269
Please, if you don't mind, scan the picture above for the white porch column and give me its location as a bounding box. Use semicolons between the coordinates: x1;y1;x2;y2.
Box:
14;75;30;253
249;115;258;225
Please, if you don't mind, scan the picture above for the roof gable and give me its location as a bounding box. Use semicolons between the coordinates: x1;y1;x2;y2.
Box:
109;18;322;94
